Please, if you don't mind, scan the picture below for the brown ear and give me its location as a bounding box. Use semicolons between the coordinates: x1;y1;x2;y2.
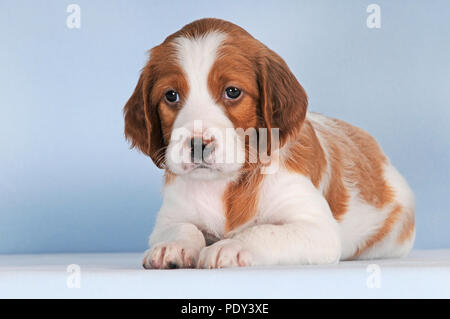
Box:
258;48;308;146
123;68;165;168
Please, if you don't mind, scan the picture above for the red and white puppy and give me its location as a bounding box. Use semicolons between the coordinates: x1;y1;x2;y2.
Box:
124;18;415;269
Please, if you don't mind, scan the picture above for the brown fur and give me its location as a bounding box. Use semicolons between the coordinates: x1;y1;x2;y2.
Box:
284;120;327;188
323;140;351;221
123;33;188;168
223;169;265;232
335;119;394;208
353;205;403;258
164;170;176;186
397;211;415;244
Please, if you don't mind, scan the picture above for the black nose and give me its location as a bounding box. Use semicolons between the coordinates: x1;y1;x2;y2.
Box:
190;137;211;163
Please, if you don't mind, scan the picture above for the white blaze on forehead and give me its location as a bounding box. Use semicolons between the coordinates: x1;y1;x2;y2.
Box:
172;32;230;129
173;31;225;92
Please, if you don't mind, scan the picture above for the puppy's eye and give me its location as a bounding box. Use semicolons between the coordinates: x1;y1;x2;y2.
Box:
225;87;241;99
165;90;179;103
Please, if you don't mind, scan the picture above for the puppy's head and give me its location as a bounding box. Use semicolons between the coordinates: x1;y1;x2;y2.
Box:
124;18;308;180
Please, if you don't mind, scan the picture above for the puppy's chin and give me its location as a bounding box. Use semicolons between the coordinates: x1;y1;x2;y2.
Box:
167;163;243;181
187;167;224;180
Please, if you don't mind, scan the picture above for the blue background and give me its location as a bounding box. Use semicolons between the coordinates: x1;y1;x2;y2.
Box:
0;0;449;254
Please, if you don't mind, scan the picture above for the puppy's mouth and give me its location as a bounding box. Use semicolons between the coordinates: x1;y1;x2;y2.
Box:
180;162;215;171
180;162;228;180
192;163;218;171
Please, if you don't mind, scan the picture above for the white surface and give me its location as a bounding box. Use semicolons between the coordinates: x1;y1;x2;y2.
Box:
0;250;449;298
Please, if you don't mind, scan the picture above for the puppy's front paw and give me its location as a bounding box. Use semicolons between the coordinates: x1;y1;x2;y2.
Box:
142;241;200;269
197;239;253;269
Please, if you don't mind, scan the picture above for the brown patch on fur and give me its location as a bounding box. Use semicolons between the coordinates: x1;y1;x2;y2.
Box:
164;171;177;186
303;115;394;220
209;55;259;131
284;120;327;188
158;102;181;142
397;211;415;244
258;48;308;148
123;28;188;168
223;169;265;232
323;142;351;220
207;31;260;132
288;117;350;220
353;204;403;258
335;119;394;208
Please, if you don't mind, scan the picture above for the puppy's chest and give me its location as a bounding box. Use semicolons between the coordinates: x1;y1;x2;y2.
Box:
166;178;228;240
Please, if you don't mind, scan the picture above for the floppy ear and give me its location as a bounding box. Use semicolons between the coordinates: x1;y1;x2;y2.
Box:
123;68;165;168
258;48;308;146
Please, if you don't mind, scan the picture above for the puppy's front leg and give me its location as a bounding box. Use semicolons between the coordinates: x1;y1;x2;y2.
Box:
143;222;206;269
198;218;341;268
236;218;341;266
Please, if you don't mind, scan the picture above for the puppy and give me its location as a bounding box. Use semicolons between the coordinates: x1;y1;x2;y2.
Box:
123;18;415;269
